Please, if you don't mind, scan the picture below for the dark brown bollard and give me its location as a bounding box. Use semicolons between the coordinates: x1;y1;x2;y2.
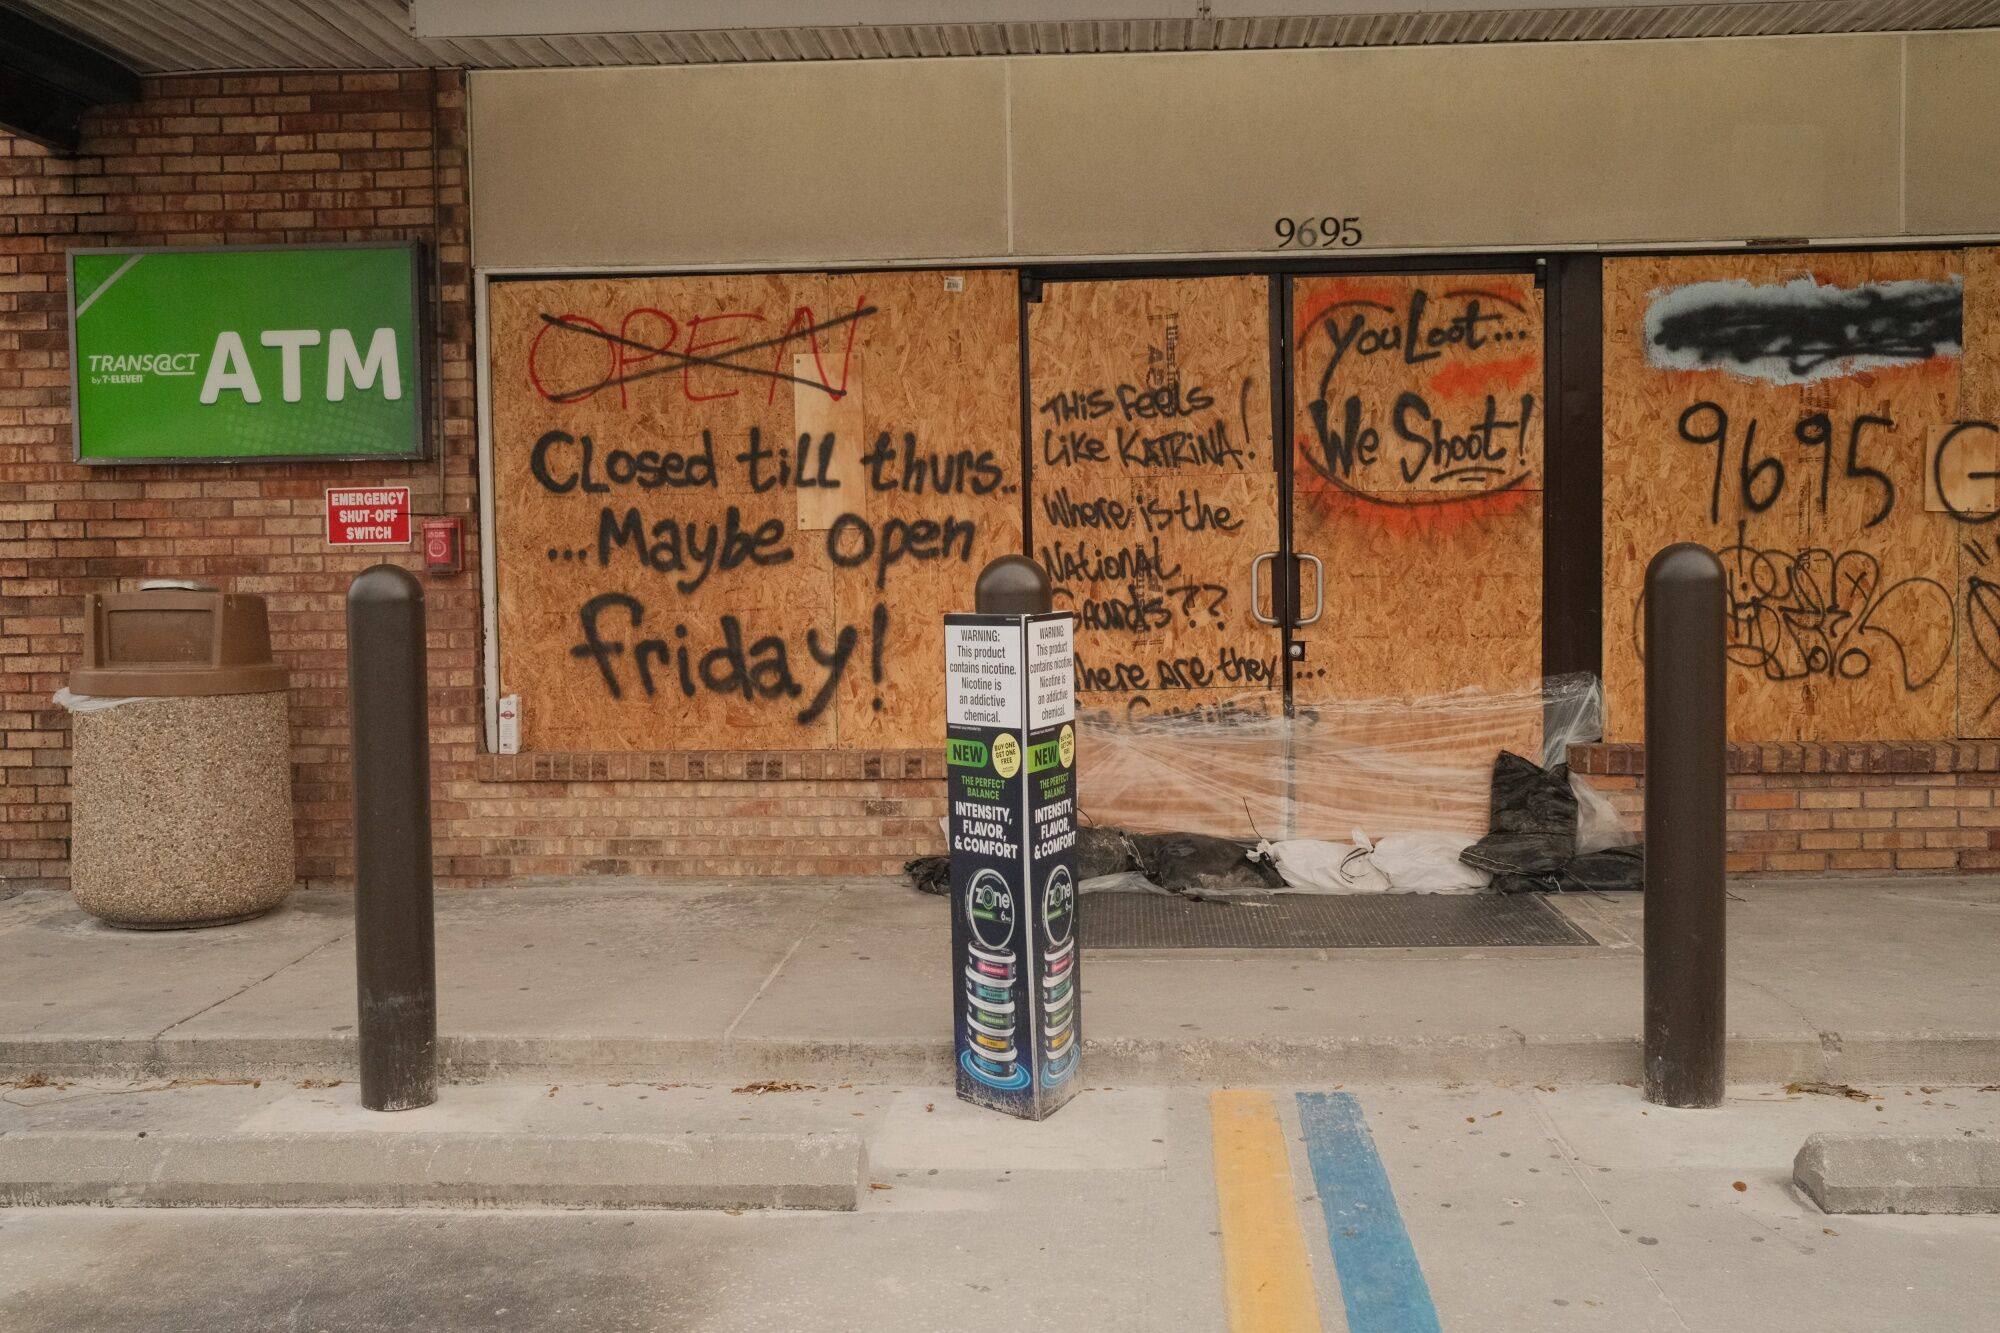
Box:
346;564;438;1111
1642;543;1727;1109
975;555;1053;615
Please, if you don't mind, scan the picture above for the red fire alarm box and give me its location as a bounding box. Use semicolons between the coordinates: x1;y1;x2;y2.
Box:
421;516;462;575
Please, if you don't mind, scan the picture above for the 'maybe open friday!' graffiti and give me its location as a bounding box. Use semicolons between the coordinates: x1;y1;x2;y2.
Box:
491;273;1021;751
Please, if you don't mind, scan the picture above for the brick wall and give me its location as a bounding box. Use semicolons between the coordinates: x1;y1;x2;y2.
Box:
1571;743;2000;875
0;72;947;891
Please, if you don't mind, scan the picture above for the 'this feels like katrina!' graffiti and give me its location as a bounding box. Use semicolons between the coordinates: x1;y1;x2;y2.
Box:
1030;282;1278;717
1298;282;1539;503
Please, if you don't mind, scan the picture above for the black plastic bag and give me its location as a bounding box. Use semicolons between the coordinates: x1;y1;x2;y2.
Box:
1130;831;1283;893
1561;844;1645;893
905;854;949;895
1078;825;1138;880
1461;751;1578;880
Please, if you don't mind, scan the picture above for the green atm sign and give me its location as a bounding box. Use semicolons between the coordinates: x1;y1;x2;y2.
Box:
68;243;426;463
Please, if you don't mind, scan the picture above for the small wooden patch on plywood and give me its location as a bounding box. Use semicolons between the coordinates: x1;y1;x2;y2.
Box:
794;353;866;533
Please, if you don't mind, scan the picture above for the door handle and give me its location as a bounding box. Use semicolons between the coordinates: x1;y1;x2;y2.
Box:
1250;552;1277;625
1295;553;1324;627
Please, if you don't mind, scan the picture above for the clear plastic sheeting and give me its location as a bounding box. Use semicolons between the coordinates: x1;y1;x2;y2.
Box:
1075;674;1604;844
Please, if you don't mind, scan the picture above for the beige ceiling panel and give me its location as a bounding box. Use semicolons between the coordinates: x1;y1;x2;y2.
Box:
1008;35;1904;254
1905;30;2000;238
471;62;1011;268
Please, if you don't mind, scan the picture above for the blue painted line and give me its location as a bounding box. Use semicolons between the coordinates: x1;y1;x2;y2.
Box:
1297;1091;1442;1333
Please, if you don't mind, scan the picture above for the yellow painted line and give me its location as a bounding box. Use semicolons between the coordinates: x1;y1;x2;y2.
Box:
1211;1089;1325;1333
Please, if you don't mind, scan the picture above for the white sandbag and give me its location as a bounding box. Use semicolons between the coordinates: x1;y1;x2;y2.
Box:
1250;840;1392;894
1569;771;1634;854
1354;829;1491;894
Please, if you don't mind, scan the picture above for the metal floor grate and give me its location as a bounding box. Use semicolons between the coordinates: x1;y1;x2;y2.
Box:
1079;891;1597;950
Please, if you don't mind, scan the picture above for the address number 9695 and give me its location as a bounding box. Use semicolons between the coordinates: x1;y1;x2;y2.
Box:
1273;217;1364;249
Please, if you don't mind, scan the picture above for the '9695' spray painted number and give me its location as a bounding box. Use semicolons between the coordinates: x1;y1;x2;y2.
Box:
1273;217;1364;249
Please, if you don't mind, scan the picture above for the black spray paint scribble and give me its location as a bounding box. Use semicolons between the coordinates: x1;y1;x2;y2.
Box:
1645;277;1962;385
1635;525;1954;692
1964;540;2000;723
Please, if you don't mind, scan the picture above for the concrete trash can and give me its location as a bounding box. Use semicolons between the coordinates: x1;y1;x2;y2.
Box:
63;583;295;929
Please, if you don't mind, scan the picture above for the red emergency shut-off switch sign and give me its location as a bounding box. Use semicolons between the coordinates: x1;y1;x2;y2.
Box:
325;486;411;546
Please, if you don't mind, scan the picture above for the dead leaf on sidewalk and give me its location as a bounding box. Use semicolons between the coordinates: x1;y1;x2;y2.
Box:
731;1080;817;1095
1732;1181;1747;1192
296;1078;342;1089
1784;1080;1874;1102
869;1182;893;1191
2;1073;69;1091
1979;1085;2000;1093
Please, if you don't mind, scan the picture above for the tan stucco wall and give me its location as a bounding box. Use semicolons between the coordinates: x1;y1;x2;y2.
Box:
469;31;1999;267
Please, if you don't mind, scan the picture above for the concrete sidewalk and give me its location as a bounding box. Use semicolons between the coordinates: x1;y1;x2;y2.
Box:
2;877;1997;1086
6;1078;1999;1331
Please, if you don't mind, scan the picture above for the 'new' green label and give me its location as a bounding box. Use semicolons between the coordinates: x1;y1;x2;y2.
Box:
948;738;989;768
1028;739;1063;772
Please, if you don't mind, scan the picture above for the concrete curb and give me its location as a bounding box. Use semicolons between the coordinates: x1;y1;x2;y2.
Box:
0;1130;866;1211
3;1032;1996;1086
1794;1132;2000;1215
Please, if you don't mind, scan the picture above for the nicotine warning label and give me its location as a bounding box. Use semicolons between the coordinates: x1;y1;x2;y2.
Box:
946;621;1023;728
1027;616;1075;730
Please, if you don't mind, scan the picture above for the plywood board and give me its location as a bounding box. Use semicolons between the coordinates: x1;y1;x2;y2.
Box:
1026;275;1282;721
489;269;1022;752
1288;273;1546;752
1602;249;1982;742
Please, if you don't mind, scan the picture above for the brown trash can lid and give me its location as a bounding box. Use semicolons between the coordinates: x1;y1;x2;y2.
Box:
70;587;288;698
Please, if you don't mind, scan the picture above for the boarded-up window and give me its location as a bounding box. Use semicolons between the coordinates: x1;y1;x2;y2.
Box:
488;271;1022;752
1603;249;2000;742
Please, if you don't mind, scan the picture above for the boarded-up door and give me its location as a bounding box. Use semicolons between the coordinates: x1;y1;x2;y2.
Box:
1027;277;1283;834
1027;276;1282;717
1285;273;1548;832
1288;272;1546;702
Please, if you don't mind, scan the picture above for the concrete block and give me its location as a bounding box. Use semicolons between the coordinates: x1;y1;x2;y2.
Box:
1794;1132;2000;1214
0;1130;865;1212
